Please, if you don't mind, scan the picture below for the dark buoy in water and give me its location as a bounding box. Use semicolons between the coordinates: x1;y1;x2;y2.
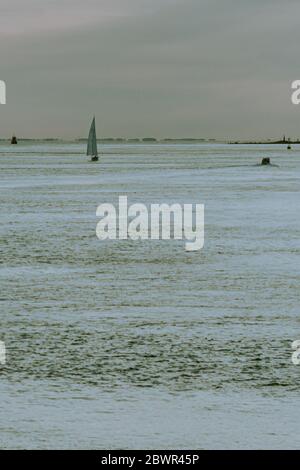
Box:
287;145;291;150
261;157;270;165
11;135;17;144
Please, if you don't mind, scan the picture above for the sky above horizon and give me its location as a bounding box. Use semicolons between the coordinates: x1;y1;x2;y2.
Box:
1;0;300;139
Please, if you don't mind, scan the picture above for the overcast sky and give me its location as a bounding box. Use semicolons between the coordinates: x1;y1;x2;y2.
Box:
0;0;300;139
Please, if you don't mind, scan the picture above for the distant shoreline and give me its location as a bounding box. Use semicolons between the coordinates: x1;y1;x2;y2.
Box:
1;138;299;144
229;140;300;145
0;138;218;143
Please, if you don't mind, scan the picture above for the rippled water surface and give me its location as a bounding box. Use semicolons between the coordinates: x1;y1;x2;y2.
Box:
0;142;299;449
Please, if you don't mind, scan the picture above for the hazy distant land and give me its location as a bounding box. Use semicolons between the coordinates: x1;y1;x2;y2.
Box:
0;137;217;143
1;136;299;144
230;138;300;145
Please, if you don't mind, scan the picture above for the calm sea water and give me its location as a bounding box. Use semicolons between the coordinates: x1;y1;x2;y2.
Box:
0;142;299;449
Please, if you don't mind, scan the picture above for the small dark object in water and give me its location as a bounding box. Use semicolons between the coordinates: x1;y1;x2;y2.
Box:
287;145;291;150
91;155;99;162
11;135;17;144
261;157;270;165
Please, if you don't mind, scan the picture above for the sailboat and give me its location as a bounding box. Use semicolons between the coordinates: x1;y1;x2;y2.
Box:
87;117;99;161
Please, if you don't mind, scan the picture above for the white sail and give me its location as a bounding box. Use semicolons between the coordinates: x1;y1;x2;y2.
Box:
87;117;98;156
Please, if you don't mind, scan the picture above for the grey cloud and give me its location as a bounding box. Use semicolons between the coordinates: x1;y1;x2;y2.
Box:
0;0;299;139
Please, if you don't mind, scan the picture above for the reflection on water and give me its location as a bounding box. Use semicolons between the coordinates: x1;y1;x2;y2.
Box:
0;142;300;449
